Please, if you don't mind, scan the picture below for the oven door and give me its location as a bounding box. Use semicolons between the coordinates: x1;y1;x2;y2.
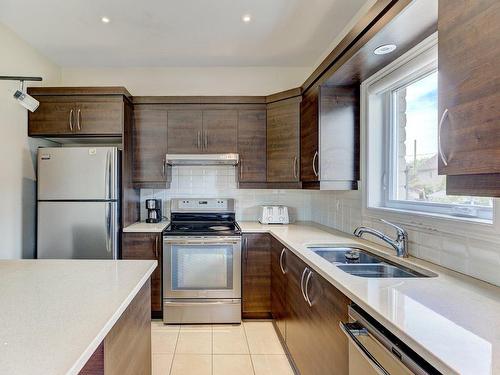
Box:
163;236;241;299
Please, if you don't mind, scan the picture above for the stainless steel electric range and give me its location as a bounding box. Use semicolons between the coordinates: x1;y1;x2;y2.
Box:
162;198;242;324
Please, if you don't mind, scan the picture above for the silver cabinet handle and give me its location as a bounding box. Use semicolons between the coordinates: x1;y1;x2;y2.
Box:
304;270;313;307
197;131;201;149
300;267;309;303
155;235;159;259
279;248;286;274
204;130;208;149
312;150;318;177
162;158;166;177
239;159;243;181
438;108;449;166
76;108;82;131
69;109;74;131
339;322;390;375
293;156;298;180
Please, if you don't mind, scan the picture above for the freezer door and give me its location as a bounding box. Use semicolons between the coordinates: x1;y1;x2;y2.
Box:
37;201;118;259
37;147;119;200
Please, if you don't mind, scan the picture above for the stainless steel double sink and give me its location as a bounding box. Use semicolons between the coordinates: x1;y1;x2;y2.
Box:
308;245;436;278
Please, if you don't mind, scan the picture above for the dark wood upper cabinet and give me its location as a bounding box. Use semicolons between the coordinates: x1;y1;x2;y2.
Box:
242;233;271;319
299;85;359;190
237;109;267;183
202;110;238;153
28;96;125;137
267;97;301;183
28;101;78;136
300;87;320;184
270;237;287;340
438;0;500;196
132;106;170;188
121;232;163;318
166;109;238;154
74;101;123;135
167;110;203;153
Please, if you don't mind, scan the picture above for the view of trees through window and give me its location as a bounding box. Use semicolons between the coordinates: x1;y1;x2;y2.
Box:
392;71;492;208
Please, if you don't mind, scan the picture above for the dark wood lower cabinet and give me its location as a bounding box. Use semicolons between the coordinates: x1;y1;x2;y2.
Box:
242;234;271;318
268;237;350;375
270;237;287;340
121;232;162;318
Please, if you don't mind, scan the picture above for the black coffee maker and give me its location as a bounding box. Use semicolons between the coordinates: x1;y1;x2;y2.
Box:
146;199;162;223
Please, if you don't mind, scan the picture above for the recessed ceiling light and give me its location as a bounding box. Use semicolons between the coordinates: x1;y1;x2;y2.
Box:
374;44;397;55
101;17;110;24
242;14;251;23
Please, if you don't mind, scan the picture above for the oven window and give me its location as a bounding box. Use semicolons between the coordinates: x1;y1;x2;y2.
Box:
171;244;234;290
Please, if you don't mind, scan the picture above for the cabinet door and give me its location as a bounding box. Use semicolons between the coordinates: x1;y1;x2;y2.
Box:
438;0;500;176
28;100;76;136
300;87;319;183
133;106;169;185
167;110;203;153
202;110;238;153
74;101;123;136
285;250;312;373
237;109;267;183
305;269;349;375
122;232;162;317
267;97;301;182
286;251;350;375
242;234;271;318
270;237;287;340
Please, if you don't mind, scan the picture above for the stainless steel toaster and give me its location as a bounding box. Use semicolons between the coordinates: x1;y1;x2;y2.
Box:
258;205;290;224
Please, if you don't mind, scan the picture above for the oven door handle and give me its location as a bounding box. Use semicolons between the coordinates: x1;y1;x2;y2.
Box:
163;239;240;245
164;300;240;306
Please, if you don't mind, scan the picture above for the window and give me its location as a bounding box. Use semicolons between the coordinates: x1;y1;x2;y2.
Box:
365;35;493;222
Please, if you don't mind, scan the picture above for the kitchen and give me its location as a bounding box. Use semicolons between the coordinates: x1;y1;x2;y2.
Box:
0;0;499;374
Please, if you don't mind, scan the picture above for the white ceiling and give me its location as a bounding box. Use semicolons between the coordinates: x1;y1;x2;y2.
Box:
0;0;370;67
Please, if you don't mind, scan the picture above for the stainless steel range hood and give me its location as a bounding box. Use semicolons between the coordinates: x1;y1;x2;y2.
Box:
165;153;239;166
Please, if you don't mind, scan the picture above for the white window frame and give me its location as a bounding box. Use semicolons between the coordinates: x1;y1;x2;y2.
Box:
361;33;499;238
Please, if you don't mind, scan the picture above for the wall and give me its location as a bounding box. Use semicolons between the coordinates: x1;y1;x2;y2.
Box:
140;166;313;222
0;23;61;259
310;189;500;287
61;67;310;96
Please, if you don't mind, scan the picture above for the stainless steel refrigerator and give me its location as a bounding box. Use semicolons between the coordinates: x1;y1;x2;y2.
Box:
37;147;120;259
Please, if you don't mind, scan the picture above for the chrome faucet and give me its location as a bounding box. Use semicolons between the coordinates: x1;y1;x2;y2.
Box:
353;219;409;258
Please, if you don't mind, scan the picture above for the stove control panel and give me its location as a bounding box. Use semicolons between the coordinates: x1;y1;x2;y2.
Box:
171;198;235;212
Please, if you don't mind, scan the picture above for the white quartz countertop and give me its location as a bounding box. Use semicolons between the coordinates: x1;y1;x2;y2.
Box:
123;220;169;233
239;222;500;375
0;259;156;375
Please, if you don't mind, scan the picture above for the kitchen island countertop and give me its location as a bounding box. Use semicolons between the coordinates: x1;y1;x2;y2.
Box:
0;259;156;375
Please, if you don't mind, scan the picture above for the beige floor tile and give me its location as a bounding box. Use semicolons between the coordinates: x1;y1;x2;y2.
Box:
213;354;254;375
176;329;212;354
152;353;174;375
180;324;213;331
151;330;179;354
252;354;294;375
213;324;249;354
243;321;284;355
170;354;212;375
151;320;180;332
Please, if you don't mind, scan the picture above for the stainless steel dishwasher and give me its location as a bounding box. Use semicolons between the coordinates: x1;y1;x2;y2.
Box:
340;305;441;375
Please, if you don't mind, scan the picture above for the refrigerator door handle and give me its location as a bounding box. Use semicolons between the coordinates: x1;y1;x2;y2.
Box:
105;203;112;255
105;150;110;200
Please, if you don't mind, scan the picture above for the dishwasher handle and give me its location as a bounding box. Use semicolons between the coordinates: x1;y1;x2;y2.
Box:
340;322;390;375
